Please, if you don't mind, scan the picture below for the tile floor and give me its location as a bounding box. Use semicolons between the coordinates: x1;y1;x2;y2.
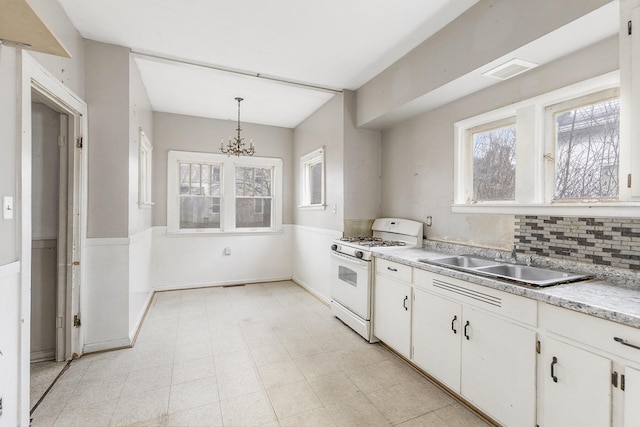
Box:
31;281;491;427
31;360;69;409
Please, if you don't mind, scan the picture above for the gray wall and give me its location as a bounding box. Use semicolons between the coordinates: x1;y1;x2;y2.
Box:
84;40;131;238
293;94;344;231
152;112;294;226
379;35;619;249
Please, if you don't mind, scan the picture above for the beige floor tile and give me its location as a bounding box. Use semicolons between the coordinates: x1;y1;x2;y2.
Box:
52;397;118;427
110;386;170;426
433;403;492;427
250;343;292;366
294;352;342;380
280;337;324;359
165;402;222;427
31;361;69;409
343;361;399;393
308;371;361;406
265;380;323;419
121;363;173;397
278;407;337;427
368;383;448;424
216;367;264;400
396;412;449;427
325;392;392;427
258;360;306;388
219;390;277;426
168;377;219;414
63;373;127;410
172;356;215;385
214;349;255;374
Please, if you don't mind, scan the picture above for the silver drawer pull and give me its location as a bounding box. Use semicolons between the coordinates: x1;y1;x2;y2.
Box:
614;337;640;351
387;267;398;272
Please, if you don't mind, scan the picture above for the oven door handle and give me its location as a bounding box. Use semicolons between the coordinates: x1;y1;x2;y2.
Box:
331;250;370;266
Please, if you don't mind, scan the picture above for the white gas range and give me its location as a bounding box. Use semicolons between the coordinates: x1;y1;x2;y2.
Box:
330;218;423;342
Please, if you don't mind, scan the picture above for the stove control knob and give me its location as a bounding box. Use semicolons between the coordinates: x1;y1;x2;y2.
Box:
331;244;338;251
355;251;364;259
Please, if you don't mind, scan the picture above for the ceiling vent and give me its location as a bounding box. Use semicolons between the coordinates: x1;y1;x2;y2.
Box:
482;58;539;80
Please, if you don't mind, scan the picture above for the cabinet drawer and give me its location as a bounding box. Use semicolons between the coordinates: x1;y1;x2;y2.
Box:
414;269;537;326
540;303;640;362
376;258;412;283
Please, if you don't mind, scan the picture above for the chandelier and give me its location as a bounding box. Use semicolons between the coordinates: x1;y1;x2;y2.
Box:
220;97;255;157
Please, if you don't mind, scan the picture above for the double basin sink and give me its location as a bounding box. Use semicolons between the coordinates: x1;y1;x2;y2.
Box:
420;255;590;287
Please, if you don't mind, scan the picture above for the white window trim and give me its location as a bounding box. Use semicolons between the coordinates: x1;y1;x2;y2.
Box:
452;71;640;216
167;150;283;234
298;146;326;210
138;129;154;208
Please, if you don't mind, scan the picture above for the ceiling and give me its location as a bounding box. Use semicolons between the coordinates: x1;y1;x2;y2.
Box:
56;0;480;128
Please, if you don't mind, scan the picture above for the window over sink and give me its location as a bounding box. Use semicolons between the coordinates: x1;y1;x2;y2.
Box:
167;150;283;234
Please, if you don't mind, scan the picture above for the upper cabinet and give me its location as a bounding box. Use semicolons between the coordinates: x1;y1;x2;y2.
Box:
0;0;71;57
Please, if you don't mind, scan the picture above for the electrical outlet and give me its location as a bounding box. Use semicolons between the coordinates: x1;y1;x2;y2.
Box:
3;196;13;220
425;216;433;227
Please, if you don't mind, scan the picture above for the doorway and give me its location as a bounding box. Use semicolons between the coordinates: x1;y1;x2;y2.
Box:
20;51;89;426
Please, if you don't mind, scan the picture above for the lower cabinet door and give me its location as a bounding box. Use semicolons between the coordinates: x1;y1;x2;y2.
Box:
373;275;411;357
624;366;640;427
461;307;537;427
412;289;462;393
540;336;612;427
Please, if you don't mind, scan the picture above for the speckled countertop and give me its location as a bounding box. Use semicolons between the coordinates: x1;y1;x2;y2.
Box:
372;247;640;329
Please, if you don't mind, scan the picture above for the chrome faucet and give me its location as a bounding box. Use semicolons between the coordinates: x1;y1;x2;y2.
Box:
508;244;518;263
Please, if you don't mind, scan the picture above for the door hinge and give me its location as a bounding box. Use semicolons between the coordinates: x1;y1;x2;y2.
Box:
73;314;81;327
629;20;633;35
613;371;619;388
72;261;80;266
621;374;626;391
628;174;632;188
76;136;83;149
536;340;541;354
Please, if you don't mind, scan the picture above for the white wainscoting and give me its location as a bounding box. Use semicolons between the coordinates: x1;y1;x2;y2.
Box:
128;227;153;341
292;225;342;304
0;261;21;427
151;225;294;291
84;237;131;353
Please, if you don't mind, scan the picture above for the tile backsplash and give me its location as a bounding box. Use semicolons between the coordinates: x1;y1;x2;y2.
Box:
515;216;640;270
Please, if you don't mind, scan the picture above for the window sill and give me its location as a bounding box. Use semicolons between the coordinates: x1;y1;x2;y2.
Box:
298;204;326;211
452;202;640;217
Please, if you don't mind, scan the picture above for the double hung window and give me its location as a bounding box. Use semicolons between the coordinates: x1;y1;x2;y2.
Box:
167;151;282;233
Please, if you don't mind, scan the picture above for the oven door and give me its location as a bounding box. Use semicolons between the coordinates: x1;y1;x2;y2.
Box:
330;251;372;320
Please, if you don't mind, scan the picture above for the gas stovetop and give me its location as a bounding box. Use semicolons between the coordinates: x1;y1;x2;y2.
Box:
339;236;408;248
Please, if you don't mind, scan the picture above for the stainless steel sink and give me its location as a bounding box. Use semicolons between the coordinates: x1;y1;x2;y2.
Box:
419;255;499;269
419;255;590;287
474;264;590;287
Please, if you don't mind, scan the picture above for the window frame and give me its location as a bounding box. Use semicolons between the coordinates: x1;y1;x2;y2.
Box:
452;71;640;216
167;150;283;234
298;146;325;210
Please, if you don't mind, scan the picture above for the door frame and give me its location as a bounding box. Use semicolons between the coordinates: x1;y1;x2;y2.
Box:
19;52;88;426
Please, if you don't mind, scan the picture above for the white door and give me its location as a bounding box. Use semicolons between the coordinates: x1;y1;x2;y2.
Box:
373;275;411;357
461;307;537;427
624;366;640;427
539;336;612;427
412;289;462;393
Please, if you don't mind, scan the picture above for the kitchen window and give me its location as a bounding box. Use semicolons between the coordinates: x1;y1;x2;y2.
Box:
167;150;283;233
546;89;620;201
299;147;325;209
453;71;640;216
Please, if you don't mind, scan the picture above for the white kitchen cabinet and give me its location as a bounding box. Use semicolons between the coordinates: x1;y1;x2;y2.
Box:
412;270;537;427
461;306;537;427
538;336;612;427
373;260;412;357
623;366;640;427
413;288;462;392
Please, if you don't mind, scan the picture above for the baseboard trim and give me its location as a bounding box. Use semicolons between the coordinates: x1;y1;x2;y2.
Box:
153;276;292;292
292;276;330;306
